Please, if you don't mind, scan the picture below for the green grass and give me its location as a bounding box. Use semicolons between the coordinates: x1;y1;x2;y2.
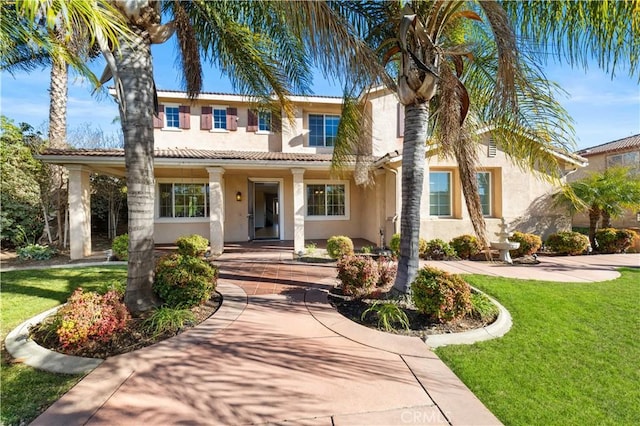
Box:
1;266;127;426
436;267;640;426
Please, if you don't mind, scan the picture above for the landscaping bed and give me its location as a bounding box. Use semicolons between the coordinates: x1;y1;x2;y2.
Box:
29;294;221;359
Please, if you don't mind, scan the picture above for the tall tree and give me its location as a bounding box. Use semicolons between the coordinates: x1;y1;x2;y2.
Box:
94;0;375;314
334;0;639;294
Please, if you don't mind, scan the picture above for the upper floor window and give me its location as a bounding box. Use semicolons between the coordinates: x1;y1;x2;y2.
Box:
477;172;491;216
213;108;227;130
306;182;347;218
165;106;180;129
309;114;339;147
606;151;640;174
258;111;271;132
159;183;209;218
429;172;451;216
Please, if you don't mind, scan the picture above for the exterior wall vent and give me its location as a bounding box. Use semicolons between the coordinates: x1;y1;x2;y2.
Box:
488;137;497;157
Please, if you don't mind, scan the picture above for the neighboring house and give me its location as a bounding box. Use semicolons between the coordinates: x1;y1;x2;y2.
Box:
40;88;586;259
570;134;640;229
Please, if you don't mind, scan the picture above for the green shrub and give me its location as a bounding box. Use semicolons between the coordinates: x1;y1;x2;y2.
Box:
16;244;56;260
326;235;354;259
546;231;589;255
389;234;428;257
336;255;379;298
176;234;209;257
470;292;499;323
595;228;636;253
53;288;130;349
99;278;127;297
361;301;410;331
411;266;471;322
142;307;196;337
153;254;218;308
389;233;401;256
422;238;456;260
450;234;482;259
112;234;128;261
509;231;542;258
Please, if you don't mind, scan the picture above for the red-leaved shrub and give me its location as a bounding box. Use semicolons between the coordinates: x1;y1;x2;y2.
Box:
337;255;380;298
56;288;130;349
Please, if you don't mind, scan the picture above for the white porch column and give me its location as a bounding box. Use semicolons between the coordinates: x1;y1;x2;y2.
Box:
207;167;225;255
291;168;305;255
66;165;92;259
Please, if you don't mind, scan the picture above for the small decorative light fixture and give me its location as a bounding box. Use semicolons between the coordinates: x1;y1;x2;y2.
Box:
236;191;242;202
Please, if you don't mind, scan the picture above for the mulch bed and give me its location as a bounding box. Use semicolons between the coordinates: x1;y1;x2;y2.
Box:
29;295;221;359
328;287;493;339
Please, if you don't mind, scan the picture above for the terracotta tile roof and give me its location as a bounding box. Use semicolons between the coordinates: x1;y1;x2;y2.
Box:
156;88;343;100
576;134;640;157
39;148;359;163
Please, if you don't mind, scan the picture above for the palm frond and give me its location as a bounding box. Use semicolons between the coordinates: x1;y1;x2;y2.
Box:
500;0;640;80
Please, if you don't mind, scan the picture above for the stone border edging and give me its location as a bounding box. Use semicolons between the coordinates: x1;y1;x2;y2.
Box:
4;306;104;375
4;281;248;375
424;288;512;348
306;287;512;353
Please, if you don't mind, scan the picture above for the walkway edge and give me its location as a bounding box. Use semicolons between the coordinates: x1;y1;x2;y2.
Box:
4;281;247;376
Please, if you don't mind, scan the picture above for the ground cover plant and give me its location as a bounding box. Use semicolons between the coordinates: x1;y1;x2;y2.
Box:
1;266;127;426
436;268;640;426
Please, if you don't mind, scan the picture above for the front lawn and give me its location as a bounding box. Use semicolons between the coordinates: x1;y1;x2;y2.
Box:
436;267;640;425
1;266;127;426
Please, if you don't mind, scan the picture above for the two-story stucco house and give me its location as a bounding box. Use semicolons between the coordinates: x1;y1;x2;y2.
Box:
41;88;587;260
570;134;640;229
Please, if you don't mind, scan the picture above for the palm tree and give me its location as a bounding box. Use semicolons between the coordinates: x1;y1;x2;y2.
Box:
554;167;640;249
2;1;132;246
93;0;378;314
334;0;639;294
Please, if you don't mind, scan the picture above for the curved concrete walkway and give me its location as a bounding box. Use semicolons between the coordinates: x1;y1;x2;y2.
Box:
20;249;639;425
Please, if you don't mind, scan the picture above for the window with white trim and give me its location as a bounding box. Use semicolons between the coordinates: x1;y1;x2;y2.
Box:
477;172;491;216
429;172;451;216
258;111;271;132
309;114;339;147
306;183;347;217
165;106;180;129
159;183;209;218
212;108;227;130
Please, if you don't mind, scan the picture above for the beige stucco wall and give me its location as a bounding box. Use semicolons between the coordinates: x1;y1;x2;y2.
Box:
369;91;404;156
154;221;209;245
154;103;279;152
417;137;571;242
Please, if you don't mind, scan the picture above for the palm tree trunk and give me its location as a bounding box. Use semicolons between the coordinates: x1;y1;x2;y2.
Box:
115;30;159;314
49;51;69;244
588;206;600;249
393;103;429;294
601;210;612;228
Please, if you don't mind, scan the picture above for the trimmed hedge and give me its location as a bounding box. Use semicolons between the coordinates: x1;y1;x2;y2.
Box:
509;232;542;258
411;266;471;322
176;234;209;257
327;235;354;259
595;228;636;253
112;234;128;261
450;234;482;259
546;231;589;255
153;254;218;308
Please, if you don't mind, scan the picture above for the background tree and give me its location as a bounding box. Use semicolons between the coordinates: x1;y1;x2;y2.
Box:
554;167;640;249
0;117;47;248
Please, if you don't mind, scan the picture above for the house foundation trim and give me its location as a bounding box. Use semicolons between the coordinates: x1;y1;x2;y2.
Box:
207;167;225;255
66;165;92;260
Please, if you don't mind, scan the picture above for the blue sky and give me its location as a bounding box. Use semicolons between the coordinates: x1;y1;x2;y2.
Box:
1;41;638;151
